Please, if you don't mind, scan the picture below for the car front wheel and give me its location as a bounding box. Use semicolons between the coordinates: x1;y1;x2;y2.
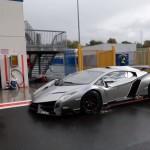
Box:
81;91;102;114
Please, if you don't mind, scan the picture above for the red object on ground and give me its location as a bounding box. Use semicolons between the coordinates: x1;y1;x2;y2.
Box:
41;75;47;83
0;100;31;109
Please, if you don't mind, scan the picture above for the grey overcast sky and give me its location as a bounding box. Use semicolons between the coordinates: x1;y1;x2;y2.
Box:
23;0;150;45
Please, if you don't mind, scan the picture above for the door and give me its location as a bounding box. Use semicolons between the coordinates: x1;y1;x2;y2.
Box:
102;71;137;101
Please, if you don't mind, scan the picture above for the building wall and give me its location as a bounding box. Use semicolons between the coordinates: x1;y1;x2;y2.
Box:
83;44;136;52
82;44;136;66
0;0;28;89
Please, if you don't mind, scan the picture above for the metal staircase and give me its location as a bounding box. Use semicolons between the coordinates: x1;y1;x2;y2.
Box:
31;54;56;78
24;21;67;80
24;21;36;45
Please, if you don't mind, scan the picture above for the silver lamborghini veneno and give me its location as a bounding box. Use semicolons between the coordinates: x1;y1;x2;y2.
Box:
29;66;150;116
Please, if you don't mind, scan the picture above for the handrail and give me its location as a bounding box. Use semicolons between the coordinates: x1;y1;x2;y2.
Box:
24;21;67;51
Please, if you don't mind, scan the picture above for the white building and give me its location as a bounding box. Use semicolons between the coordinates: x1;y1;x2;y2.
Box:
83;43;136;52
0;0;28;89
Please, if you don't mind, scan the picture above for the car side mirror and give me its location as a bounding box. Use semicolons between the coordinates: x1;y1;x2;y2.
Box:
54;78;63;86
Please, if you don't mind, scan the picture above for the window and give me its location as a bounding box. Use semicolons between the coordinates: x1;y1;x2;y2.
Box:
103;71;135;82
126;72;134;78
63;70;104;85
95;79;104;86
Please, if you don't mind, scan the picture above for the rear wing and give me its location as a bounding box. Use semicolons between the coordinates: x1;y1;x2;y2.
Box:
131;65;150;72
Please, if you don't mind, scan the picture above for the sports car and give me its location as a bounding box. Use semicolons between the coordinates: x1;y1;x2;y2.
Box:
29;66;150;116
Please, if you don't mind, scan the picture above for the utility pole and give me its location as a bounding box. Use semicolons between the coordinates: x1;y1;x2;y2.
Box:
77;0;81;44
77;0;83;71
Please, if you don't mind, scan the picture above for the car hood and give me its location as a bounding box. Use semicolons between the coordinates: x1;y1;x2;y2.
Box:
33;84;87;103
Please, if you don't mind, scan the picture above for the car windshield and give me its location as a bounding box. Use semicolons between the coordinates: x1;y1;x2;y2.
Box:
63;70;104;85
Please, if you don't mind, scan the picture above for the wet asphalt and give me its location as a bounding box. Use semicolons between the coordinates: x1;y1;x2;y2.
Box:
0;83;42;104
1;101;150;150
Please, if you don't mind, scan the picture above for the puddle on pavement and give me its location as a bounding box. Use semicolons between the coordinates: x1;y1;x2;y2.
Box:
0;83;45;103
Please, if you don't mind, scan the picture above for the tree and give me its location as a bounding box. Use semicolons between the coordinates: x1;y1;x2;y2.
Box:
122;41;132;44
71;41;79;48
142;40;150;48
107;38;117;44
85;43;90;46
136;42;143;48
89;40;103;46
67;40;72;48
67;40;79;48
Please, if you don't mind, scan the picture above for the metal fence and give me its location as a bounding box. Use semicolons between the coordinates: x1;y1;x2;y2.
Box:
82;46;116;69
24;21;67;51
134;51;150;65
82;50;97;69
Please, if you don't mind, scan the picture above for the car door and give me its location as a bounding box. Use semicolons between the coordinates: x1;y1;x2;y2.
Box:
102;71;137;101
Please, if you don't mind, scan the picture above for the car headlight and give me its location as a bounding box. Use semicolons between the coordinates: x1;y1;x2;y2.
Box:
59;91;77;101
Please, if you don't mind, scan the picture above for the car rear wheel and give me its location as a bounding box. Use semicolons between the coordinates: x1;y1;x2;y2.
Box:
81;91;102;114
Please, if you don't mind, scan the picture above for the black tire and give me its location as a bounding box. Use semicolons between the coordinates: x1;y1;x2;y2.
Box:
81;90;102;114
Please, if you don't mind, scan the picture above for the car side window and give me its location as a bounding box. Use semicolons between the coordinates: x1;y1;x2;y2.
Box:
103;71;135;82
114;72;127;81
95;79;104;86
126;72;134;78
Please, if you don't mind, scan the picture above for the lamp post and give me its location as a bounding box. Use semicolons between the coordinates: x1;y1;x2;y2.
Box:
77;0;81;44
77;0;83;71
